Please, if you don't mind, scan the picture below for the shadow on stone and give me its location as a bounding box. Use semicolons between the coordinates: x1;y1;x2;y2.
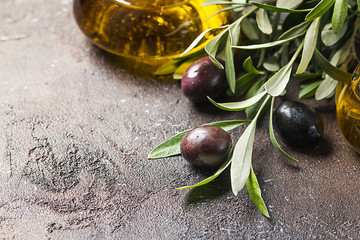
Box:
185;167;231;205
289;137;334;159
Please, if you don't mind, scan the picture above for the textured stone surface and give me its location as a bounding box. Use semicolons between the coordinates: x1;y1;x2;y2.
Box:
1;0;359;239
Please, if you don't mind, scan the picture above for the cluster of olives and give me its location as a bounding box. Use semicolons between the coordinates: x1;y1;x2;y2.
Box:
180;57;232;167
179;57;324;167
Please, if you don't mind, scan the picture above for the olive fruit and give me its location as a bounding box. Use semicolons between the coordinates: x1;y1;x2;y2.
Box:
181;57;228;103
273;101;324;147
180;125;232;167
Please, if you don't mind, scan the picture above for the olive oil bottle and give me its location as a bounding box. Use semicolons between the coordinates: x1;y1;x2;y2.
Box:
336;65;360;153
73;0;229;65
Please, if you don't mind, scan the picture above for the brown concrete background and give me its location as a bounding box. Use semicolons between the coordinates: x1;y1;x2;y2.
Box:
1;0;359;239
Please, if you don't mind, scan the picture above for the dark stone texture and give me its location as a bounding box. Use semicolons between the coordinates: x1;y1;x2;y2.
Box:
0;0;359;239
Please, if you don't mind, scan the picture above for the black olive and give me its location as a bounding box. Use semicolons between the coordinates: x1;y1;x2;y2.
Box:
181;57;228;103
180;125;232;167
273;101;324;147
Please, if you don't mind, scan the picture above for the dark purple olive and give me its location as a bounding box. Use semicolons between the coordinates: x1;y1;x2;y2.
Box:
180;125;232;167
273;101;324;147
181;57;228;103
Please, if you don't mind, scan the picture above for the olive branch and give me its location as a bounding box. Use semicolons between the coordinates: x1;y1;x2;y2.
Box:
149;0;358;217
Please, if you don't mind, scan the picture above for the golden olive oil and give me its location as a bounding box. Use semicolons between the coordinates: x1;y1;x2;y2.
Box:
336;68;360;153
73;0;229;64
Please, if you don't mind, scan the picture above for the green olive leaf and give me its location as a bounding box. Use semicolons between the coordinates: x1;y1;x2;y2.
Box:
250;2;310;13
245;84;269;119
225;33;236;93
243;57;262;74
294;72;322;80
241;18;259;40
278;21;311;40
276;0;303;9
207;6;245;21
230;73;260;96
305;0;335;20
321;22;348;46
181;26;228;57
246;166;270;218
231;118;257;195
299;80;322;99
263;57;280;72
313;49;352;82
315;47;343;99
296;17;320;74
205;30;228;69
148;120;250;159
256;8;273;35
229;16;242;46
332;0;348;34
231;95;270;196
315;75;337;99
269;97;299;162
208;91;267;111
265;41;304;96
233;33;303;50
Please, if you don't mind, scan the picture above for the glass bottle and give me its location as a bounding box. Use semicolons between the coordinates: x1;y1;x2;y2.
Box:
336;64;360;153
73;0;229;66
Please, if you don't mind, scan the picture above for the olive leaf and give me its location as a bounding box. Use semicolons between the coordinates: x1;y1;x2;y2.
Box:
231;118;257;195
313;49;352;82
231;95;270;195
296;17;320;74
148;120;250;159
263;57;280;72
208;91;267;111
299;80;322;99
269;97;298;162
321;22;347;46
256;8;273;35
276;0;303;9
225;30;236;93
278;21;311;40
250;2;310;13
246;166;270;218
205;30;228;69
265;41;304;96
294;72;322;80
305;0;335;20
233;33;303;50
315;75;337;99
243;57;262;74
332;0;348;34
181;26;228;57
315;47;343;99
241;18;259;40
243;78;267;118
229;73;260;96
207;6;244;21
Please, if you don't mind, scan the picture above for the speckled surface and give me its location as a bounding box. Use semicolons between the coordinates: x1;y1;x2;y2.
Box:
0;0;359;239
